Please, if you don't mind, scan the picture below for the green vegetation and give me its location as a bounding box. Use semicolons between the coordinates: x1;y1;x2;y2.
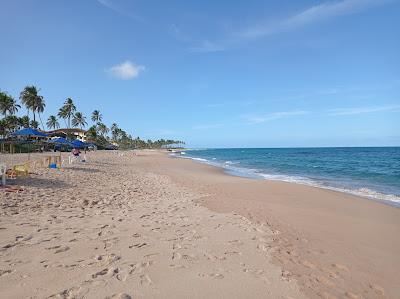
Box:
1;86;184;149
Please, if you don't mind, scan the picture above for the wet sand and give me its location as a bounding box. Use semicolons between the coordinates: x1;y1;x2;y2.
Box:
146;151;400;299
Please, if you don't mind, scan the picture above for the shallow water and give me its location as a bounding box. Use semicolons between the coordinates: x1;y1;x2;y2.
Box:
176;147;400;207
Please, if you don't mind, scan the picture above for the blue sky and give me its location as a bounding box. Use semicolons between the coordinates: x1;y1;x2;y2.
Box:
0;0;399;147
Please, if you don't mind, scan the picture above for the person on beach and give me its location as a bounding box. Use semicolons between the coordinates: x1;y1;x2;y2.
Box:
72;148;80;157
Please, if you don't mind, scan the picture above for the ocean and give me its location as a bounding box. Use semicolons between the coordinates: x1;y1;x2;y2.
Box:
173;147;400;207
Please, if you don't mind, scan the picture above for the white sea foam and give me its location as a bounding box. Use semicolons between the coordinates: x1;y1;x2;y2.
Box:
258;173;400;206
174;154;400;207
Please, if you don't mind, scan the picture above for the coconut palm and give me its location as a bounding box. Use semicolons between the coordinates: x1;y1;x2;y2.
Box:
91;110;102;123
35;97;46;129
0;92;20;117
110;123;119;141
19;116;30;128
86;125;98;140
58;98;76;128
19;86;45;125
72;112;87;129
97;122;109;137
46;115;60;130
30;120;39;129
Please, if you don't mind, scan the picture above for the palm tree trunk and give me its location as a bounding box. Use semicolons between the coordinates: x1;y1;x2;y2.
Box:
38;113;44;130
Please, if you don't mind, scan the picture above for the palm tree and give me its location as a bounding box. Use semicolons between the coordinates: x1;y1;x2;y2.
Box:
86;125;98;141
46;115;60;130
19;86;45;126
19;116;30;128
91;110;102;123
30;120;39;129
35;98;46;129
97;122;109;137
111;123;119;141
58;98;76;128
72;112;87;129
0;92;20;117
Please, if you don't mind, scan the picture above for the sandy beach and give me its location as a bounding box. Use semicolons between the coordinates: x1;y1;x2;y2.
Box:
1;150;399;299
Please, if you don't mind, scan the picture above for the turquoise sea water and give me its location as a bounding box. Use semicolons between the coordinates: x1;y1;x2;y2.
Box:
173;147;400;207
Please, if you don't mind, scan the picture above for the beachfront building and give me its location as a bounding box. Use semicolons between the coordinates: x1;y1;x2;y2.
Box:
46;128;87;141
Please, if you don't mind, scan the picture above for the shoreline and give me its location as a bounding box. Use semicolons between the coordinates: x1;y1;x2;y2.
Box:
157;150;400;298
172;151;400;208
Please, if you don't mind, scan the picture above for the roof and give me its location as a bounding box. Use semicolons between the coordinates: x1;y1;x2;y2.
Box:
46;128;87;134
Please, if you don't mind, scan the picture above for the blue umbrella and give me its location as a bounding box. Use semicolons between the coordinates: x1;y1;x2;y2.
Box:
71;139;86;148
11;128;48;159
49;137;72;145
11;128;48;137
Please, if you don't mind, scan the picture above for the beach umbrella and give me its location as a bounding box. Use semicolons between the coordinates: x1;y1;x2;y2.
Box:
11;128;48;138
49;137;72;146
11;128;48;159
71;139;86;149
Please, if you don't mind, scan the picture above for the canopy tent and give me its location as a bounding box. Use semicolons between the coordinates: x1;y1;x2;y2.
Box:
11;128;48;138
71;139;86;149
49;137;72;146
10;128;48;159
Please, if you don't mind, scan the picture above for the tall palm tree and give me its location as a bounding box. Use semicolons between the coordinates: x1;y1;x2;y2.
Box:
58;98;76;128
111;123;119;141
91;110;102;123
97;122;109;137
46;115;60;130
30;120;39;129
0;92;20;117
35;98;46;129
72;112;87;129
19;116;30;128
86;125;98;140
19;85;45;125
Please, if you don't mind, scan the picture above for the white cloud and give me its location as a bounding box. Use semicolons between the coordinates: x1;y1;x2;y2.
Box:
107;61;145;80
246;110;309;124
329;105;400;115
237;0;391;39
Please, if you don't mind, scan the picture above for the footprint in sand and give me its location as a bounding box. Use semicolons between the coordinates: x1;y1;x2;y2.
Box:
172;252;181;260
139;274;153;285
107;293;132;299
198;272;225;279
331;263;349;272
0;269;14;277
369;283;385;296
54;246;70;254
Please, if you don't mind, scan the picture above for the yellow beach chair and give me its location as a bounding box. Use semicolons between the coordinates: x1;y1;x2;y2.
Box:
12;162;30;177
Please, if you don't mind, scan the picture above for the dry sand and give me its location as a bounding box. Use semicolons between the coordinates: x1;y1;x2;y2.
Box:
1;151;303;299
1;150;399;298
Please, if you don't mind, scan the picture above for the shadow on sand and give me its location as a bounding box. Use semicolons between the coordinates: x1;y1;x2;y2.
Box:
67;166;102;173
8;176;71;189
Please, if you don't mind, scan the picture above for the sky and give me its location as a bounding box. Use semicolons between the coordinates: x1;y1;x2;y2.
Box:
0;0;399;148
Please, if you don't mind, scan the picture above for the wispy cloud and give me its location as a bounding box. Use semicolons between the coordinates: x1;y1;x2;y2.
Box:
329;105;400;115
238;0;389;39
97;0;145;22
192;0;393;51
245;110;309;124
188;41;225;53
107;60;145;80
193;123;223;130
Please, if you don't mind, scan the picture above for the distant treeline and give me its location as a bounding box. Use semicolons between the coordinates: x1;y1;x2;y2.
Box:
0;86;185;149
